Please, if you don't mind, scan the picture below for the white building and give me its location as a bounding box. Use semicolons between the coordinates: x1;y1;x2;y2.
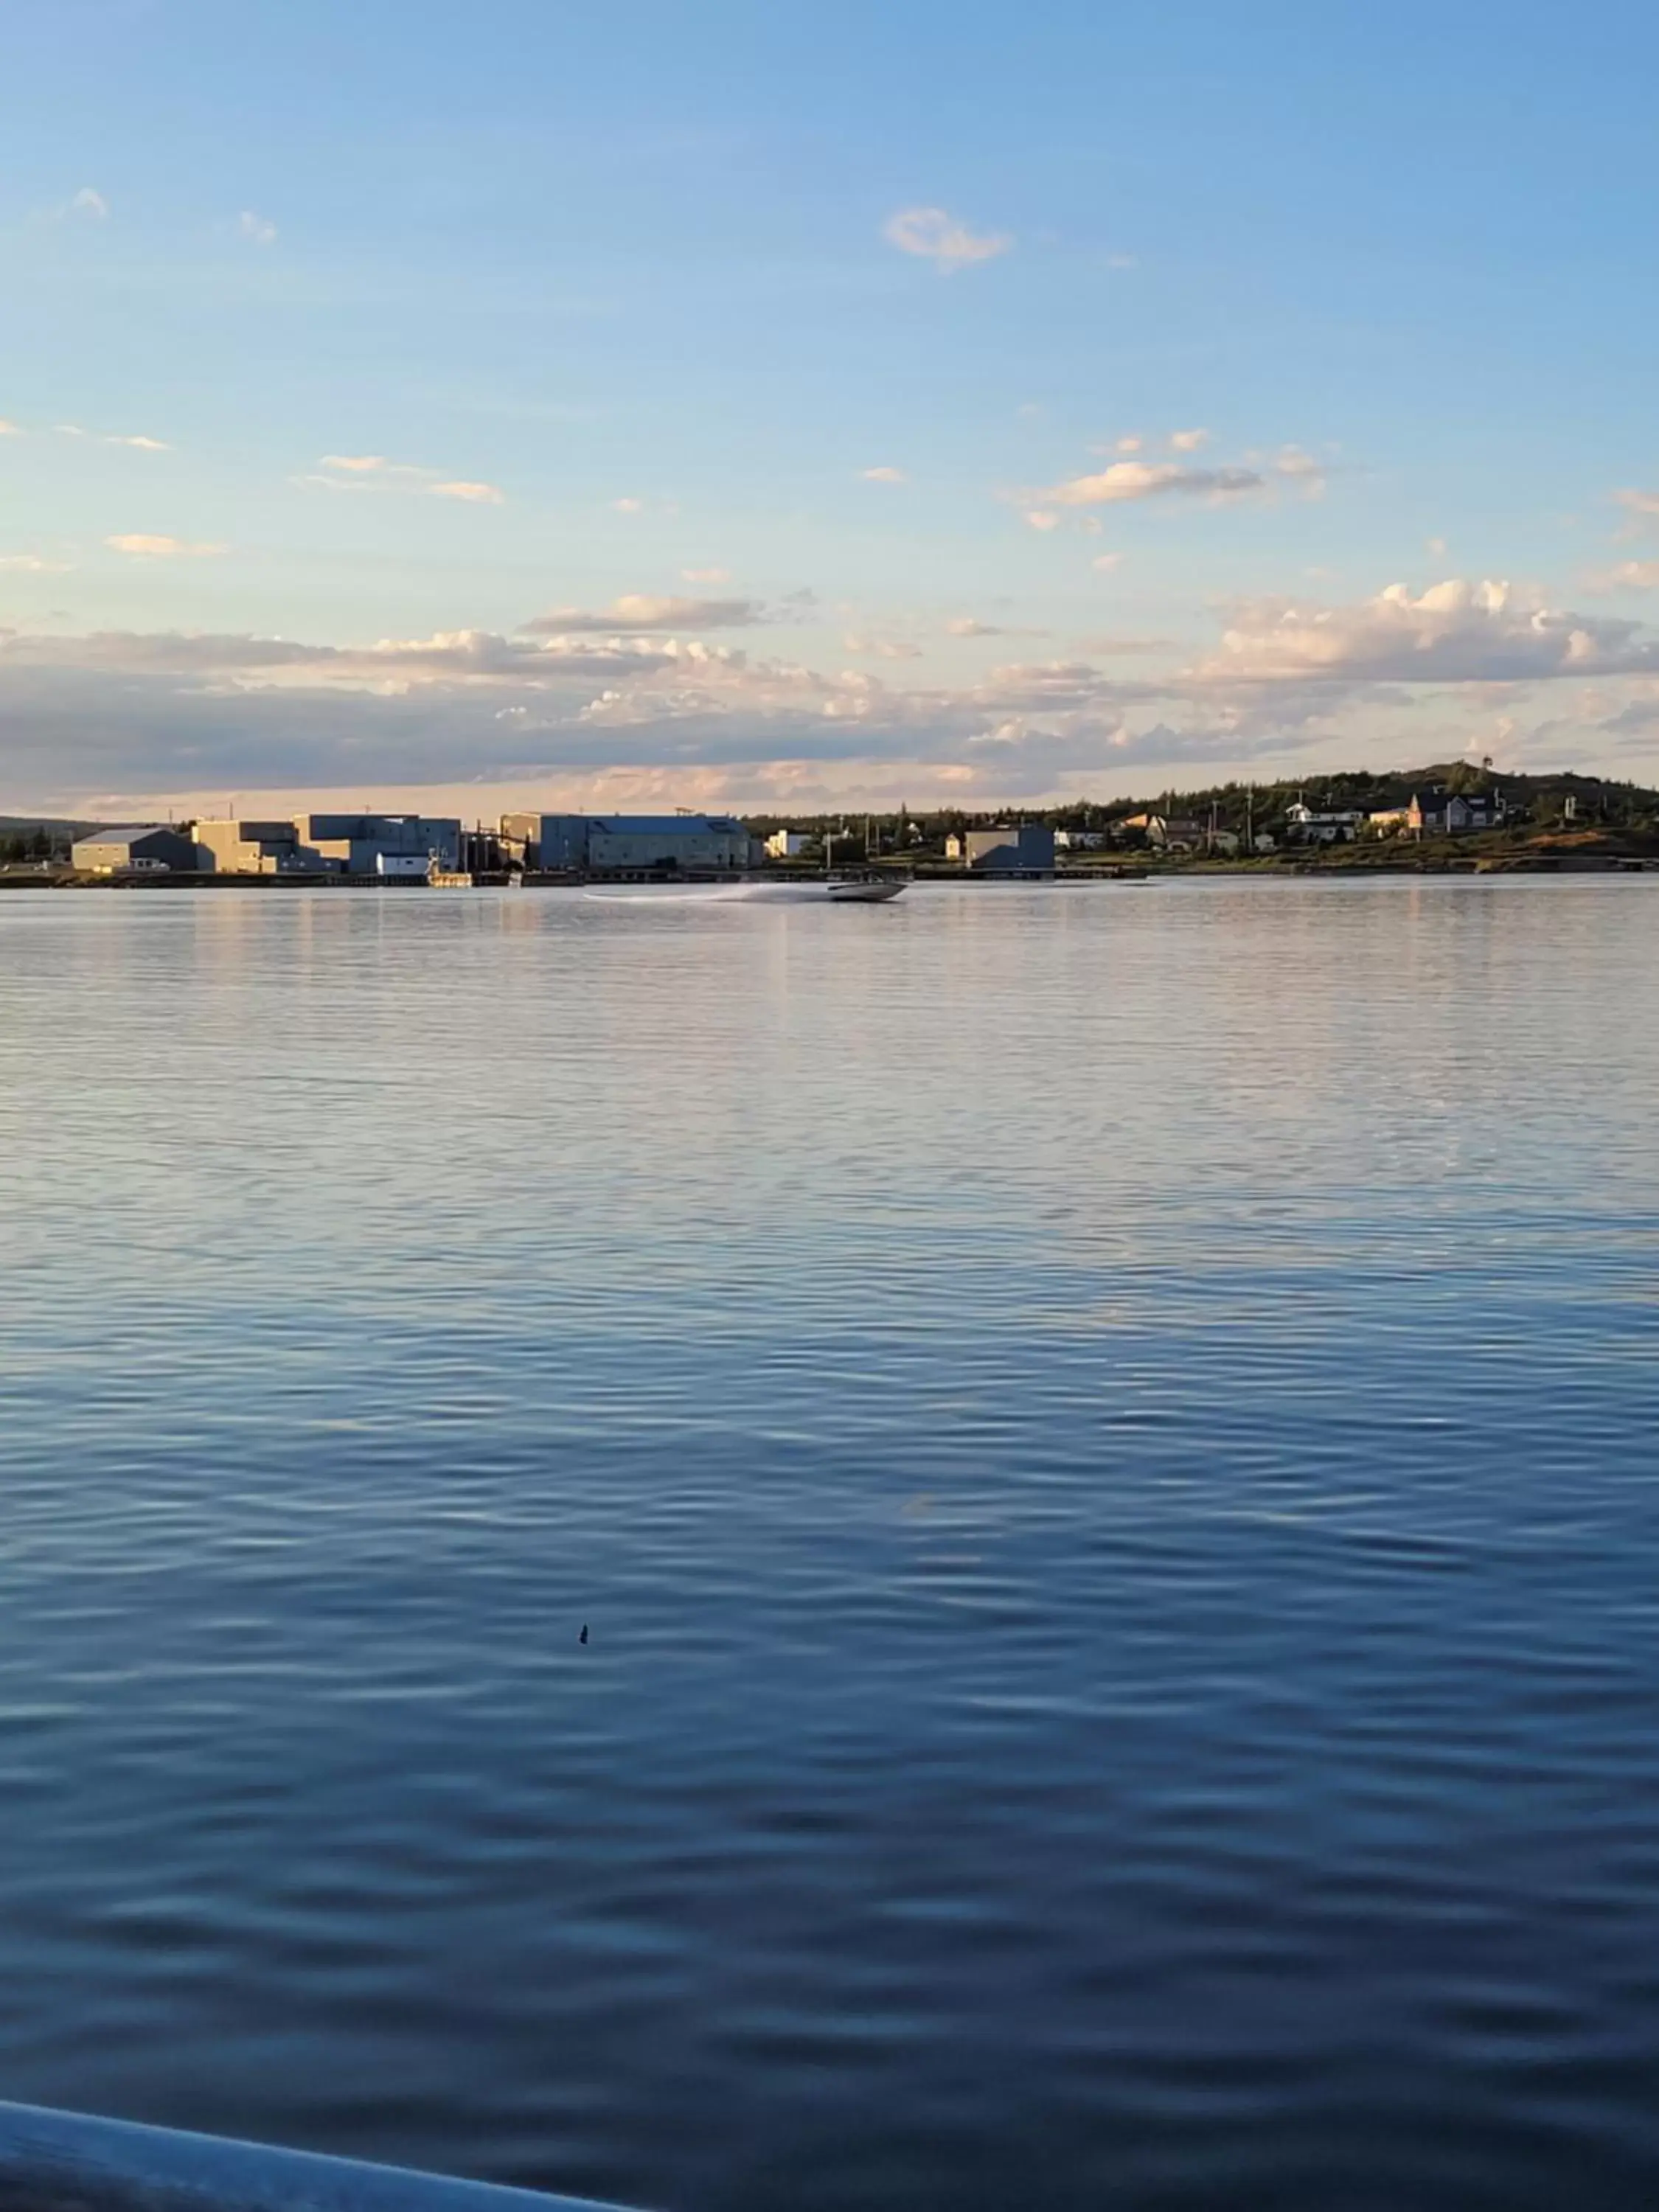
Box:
1286;803;1367;844
765;830;813;859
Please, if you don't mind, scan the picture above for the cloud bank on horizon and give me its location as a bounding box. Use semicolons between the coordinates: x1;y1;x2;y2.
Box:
9;576;1659;818
4;1;1659;811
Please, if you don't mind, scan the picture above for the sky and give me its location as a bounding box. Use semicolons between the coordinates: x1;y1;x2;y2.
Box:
7;0;1659;818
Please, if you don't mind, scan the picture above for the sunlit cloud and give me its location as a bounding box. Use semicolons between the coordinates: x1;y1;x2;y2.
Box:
238;211;278;245
0;554;73;573
1169;428;1209;452
882;206;1012;273
947;618;1051;639
523;594;765;634
1023;509;1061;532
58;424;170;451
302;455;506;503
682;567;731;584
105;534;226;557
861;466;908;483
1199;577;1658;683
1042;461;1265;507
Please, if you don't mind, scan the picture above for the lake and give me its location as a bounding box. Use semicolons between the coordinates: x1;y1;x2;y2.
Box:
1;877;1658;2211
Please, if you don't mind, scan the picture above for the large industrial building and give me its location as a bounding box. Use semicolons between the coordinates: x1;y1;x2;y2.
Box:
503;813;756;874
71;825;201;874
192;820;325;875
292;814;464;876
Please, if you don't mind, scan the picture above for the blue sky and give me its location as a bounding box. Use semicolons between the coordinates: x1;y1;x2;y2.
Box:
7;0;1659;813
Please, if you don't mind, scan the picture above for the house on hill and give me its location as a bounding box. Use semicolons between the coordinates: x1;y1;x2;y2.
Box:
1118;813;1206;851
1370;788;1510;837
1286;802;1366;844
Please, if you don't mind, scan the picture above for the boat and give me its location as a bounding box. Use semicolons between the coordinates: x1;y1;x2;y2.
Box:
826;872;905;902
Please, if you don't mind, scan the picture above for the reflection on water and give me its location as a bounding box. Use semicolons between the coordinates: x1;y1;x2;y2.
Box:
1;879;1658;2211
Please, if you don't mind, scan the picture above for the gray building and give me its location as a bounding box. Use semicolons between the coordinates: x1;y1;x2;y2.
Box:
950;824;1057;873
515;813;754;874
72;824;201;875
295;813;463;876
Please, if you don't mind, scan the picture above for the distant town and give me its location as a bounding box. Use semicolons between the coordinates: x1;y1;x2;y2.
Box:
2;765;1656;886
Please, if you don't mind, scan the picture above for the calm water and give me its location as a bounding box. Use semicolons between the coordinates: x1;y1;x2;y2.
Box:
2;877;1659;2211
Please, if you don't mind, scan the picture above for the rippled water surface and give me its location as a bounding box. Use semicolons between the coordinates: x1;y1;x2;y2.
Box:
3;878;1659;2211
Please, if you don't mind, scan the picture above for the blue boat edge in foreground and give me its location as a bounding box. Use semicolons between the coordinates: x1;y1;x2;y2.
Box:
0;2101;640;2212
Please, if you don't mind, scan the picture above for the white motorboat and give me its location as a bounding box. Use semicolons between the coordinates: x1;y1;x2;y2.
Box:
825;874;905;902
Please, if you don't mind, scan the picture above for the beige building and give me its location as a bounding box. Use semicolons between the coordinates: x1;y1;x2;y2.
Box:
192;820;320;874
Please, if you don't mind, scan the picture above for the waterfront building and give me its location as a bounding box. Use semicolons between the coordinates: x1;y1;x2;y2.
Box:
294;813;463;875
765;830;814;859
192;820;327;875
72;825;201;875
948;824;1057;872
511;814;754;873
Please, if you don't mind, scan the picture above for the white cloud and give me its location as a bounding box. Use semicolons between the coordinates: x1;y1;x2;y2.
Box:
1043;460;1265;507
58;424;170;450
1426;536;1448;557
524;594;765;635
1114;437;1143;454
1091;552;1125;571
1614;489;1659;520
682;567;731;584
1023;509;1061;532
947;618;1050;639
66;187;108;219
431;479;505;504
861;466;908;483
0;554;72;573
1269;445;1327;496
238;211;278;246
1590;560;1659;591
105;535;226;558
844;634;923;659
611;496;646;515
882;206;1012;274
304;456;504;503
0;420;21;438
1169;428;1209;452
1200;577;1659;684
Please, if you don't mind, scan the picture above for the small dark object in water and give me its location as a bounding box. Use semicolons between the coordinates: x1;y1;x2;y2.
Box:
579;1624;588;1645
